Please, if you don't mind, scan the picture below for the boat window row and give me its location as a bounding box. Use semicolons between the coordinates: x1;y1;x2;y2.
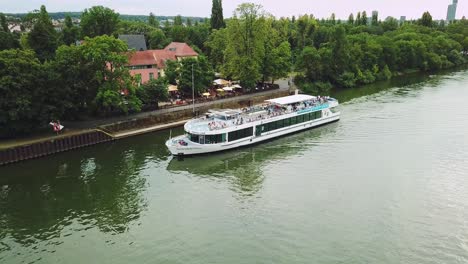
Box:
188;133;226;144
256;110;322;135
228;127;253;142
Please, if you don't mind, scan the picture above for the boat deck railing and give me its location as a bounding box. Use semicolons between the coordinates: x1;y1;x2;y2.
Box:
186;98;336;132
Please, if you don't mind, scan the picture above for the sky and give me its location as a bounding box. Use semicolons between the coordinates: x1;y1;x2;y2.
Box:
1;0;466;20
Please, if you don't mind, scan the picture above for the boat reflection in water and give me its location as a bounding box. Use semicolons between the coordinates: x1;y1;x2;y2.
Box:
167;121;338;195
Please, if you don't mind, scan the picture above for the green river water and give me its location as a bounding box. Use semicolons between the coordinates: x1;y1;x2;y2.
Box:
1;69;468;264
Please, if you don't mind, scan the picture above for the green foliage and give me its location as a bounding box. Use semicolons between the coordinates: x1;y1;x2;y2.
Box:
223;4;263;88
377;65;392;80
27;5;58;61
204;28;227;71
382;17;399;32
0;49;53;137
371;12;378;26
223;3;285;89
186;23;211;51
174;15;183;26
0;13;8;32
137;78;168;108
80;6;120;37
178;56;214;96
164;60;179;85
50;44;99;117
170;24;187;42
361;11;368;26
79;35;141;114
1;3;468;137
0;31;20;50
61;15;79;45
296;15;318;49
348;13;354;25
148;12;159;28
210;0;225;30
419;12;433;27
148;29;169;49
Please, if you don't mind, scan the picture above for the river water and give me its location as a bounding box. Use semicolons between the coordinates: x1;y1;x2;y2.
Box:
1;69;468;264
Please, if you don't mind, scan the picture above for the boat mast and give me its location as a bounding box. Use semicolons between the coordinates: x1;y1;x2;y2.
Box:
192;63;195;115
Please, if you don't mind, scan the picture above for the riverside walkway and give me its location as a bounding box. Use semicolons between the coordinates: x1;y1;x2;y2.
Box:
68;79;293;129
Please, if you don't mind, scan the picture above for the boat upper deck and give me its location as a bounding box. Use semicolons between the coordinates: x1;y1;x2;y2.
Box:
185;95;338;134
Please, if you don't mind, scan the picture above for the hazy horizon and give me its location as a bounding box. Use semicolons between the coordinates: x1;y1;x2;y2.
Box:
0;0;466;20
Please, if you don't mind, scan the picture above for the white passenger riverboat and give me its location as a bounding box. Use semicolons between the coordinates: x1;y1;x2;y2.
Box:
166;94;340;156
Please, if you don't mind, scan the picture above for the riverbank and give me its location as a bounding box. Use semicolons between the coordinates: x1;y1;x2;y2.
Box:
0;86;291;166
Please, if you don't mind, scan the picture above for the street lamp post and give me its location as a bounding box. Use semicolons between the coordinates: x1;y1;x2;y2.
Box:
192;63;195;115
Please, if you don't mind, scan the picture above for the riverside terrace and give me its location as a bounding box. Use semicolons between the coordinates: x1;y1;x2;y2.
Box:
185;95;335;133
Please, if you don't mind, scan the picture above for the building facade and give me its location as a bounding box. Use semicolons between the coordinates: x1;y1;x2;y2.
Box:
447;0;458;21
127;42;198;84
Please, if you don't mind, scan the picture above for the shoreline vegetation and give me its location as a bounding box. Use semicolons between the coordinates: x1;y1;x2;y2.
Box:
1;2;467;139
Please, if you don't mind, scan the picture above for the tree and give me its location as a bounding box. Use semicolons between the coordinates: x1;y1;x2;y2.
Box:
0;13;20;50
330;13;336;25
224;3;267;89
51;44;100;118
0;31;19;50
137;78;168;108
170;24;188;42
80;6;119;37
356;12;361;26
204;28;227;71
185;23;210;51
79;35;141;114
178;56;214;96
361;11;368;26
148;29;169;49
463;37;468;53
61;15;79;45
164;60;179;85
297;46;322;81
371;12;378;26
148;12;159;28
0;13;8;32
0;49;53;137
211;0;225;30
27;5;58;61
420;11;433;27
296;15;318;49
260;20;291;84
174;15;183;26
348;13;354;25
382;17;399;32
186;17;193;27
329;25;350;80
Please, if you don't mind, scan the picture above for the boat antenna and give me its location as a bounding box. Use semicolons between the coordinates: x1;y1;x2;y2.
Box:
169;129;172;139
192;63;195;115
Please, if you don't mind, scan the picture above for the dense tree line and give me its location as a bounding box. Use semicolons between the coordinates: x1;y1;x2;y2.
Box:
0;3;467;137
292;13;468;94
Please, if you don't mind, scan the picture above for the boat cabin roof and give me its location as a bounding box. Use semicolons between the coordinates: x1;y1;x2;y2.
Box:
265;94;317;106
208;109;241;118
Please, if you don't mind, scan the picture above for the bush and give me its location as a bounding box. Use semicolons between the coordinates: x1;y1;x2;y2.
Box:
337;71;356;88
300;81;332;95
377;65;392;80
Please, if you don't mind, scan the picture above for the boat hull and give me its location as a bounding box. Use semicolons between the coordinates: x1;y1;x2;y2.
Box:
166;113;340;156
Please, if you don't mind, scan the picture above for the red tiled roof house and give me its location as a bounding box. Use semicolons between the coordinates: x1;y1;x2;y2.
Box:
127;42;198;84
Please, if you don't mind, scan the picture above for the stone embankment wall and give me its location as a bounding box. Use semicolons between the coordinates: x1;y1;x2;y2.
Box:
101;90;289;133
0;130;113;166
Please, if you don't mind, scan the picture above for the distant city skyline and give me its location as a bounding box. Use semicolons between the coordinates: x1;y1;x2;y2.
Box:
1;0;466;20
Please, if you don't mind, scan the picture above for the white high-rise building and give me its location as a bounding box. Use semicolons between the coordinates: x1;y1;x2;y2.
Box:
446;0;458;21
